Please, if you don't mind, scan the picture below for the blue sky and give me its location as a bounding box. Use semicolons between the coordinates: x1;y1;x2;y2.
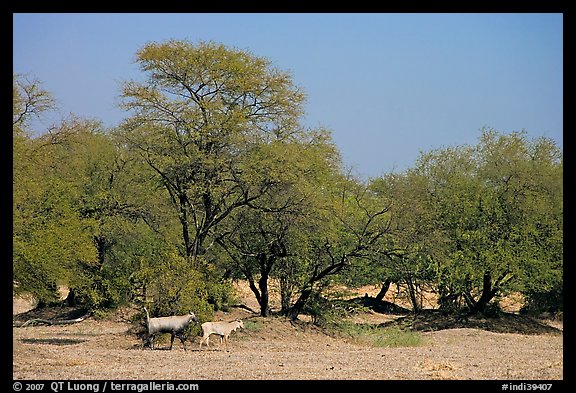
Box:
13;13;563;179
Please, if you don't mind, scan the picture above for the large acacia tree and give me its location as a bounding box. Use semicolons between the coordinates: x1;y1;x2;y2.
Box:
119;40;307;265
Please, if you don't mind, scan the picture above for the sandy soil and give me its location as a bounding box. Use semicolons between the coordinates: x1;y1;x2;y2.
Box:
12;290;562;380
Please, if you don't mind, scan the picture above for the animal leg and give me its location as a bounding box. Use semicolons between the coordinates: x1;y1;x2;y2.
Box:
200;334;210;349
177;333;187;351
169;333;175;350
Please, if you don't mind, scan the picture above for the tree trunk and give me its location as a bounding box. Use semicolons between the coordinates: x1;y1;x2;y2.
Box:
177;194;193;258
94;235;109;268
65;288;77;307
247;277;262;308
469;272;497;314
279;277;293;314
258;274;270;317
375;279;391;301
288;286;313;321
406;277;420;313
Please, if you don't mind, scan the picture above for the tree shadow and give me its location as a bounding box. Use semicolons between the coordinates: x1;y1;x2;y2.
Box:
13;306;89;324
346;296;412;315
378;309;562;335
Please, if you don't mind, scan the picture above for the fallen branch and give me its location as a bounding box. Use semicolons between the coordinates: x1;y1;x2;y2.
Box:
15;312;92;328
229;304;258;314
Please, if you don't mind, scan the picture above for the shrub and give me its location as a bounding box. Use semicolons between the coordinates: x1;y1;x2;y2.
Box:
334;322;423;348
521;284;563;316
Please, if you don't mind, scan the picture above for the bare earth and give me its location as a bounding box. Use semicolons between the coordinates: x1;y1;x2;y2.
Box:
12;289;563;380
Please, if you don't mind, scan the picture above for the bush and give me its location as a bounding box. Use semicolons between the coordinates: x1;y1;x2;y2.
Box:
521;284;563;316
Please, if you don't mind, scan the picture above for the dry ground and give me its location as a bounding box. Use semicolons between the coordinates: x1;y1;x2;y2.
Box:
12;286;563;380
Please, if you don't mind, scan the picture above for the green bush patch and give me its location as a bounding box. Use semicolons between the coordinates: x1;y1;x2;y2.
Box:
332;322;423;348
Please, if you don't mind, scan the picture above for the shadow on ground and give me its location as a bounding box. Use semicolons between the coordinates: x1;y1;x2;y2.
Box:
13;306;88;323
378;309;561;335
346;296;411;315
20;338;87;346
345;296;560;335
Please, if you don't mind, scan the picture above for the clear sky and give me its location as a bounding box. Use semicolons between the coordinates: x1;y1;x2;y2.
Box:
13;13;563;179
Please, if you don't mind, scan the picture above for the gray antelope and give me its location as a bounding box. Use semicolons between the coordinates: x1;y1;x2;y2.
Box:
143;307;199;351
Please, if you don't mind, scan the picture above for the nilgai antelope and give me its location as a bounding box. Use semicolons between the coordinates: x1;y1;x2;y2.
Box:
143;307;199;351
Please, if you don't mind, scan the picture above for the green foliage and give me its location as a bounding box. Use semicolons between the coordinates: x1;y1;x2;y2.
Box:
215;130;343;316
136;254;211;318
243;319;265;332
410;129;563;311
337;129;562;315
119;39;308;261
521;283;563;315
13;118;100;305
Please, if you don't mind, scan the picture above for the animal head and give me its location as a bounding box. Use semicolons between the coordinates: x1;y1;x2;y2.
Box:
188;311;200;323
236;320;244;329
